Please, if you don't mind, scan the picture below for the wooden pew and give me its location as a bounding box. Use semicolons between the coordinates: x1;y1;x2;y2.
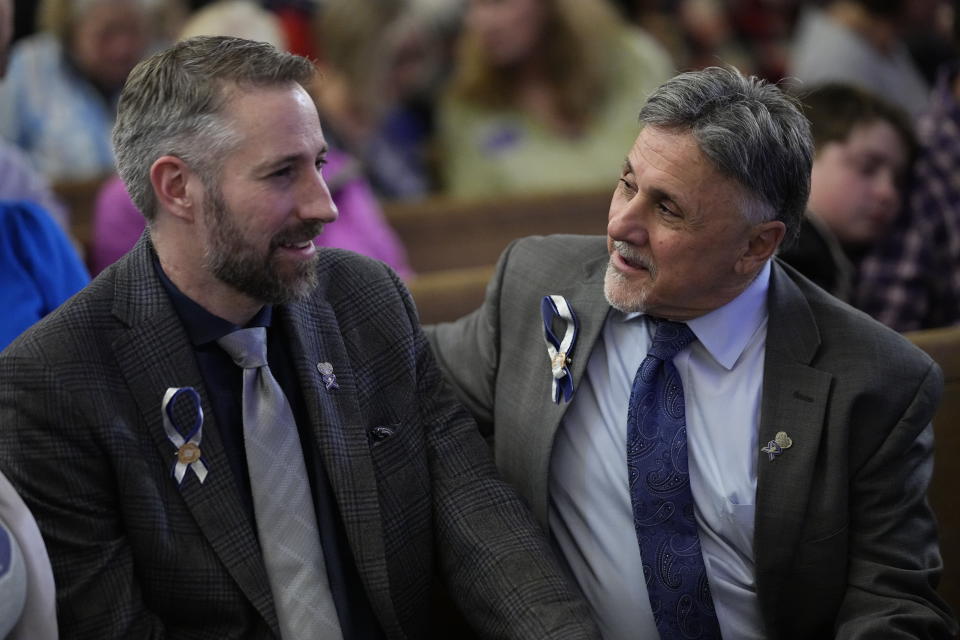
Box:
385;189;611;274
394;189;610;323
906;325;960;616
407;265;494;325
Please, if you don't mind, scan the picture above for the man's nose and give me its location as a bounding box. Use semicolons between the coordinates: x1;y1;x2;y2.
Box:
299;171;339;223
607;198;649;246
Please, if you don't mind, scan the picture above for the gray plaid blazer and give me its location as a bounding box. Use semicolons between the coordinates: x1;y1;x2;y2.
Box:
0;233;599;639
427;234;958;639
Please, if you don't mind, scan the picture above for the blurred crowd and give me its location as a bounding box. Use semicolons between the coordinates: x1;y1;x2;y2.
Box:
2;0;960;349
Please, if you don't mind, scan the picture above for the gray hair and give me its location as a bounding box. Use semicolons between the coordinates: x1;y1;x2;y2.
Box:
639;66;813;247
112;35;315;221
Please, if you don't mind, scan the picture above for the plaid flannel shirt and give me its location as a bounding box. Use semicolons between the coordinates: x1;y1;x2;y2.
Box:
855;65;960;331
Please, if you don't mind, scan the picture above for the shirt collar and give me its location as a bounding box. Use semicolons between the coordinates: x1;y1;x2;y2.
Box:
687;260;770;370
152;257;272;346
625;260;771;370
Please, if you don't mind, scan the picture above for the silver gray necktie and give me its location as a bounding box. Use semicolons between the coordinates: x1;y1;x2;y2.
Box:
218;327;343;640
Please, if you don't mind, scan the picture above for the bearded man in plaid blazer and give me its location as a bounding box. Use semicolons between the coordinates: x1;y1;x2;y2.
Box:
0;37;598;639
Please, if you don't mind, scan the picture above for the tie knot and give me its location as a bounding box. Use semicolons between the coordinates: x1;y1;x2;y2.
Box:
647;318;695;361
217;327;268;369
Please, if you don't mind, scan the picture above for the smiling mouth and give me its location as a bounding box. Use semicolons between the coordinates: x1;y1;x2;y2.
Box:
279;239;314;250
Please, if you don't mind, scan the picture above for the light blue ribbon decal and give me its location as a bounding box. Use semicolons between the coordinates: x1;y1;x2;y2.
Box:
541;295;579;404
162;387;208;485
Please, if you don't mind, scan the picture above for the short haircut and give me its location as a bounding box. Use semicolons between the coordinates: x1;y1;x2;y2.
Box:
112;36;315;221
800;83;916;164
639;66;813;248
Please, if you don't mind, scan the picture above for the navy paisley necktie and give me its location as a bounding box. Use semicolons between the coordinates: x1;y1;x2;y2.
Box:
627;318;722;639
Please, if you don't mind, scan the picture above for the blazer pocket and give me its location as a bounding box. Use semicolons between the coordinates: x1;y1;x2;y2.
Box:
366;422;432;527
800;520;849;546
368;425;396;446
790;522;849;610
796;522;849;570
367;422;429;491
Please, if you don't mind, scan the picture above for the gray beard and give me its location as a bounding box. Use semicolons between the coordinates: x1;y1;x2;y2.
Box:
603;261;649;313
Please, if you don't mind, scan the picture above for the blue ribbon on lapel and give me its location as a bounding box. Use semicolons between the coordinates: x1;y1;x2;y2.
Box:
162;387;208;485
541;295;579;404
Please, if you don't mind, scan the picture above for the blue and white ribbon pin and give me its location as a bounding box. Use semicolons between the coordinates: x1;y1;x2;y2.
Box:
162;387;208;485
541;295;579;404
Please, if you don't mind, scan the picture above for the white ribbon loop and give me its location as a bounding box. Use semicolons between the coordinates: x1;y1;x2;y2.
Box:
541;295;579;404
162;387;209;485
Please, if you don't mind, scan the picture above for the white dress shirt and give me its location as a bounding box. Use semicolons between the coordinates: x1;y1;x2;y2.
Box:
549;261;771;639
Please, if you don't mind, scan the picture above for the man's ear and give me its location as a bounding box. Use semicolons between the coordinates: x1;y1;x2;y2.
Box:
736;220;785;275
150;155;200;223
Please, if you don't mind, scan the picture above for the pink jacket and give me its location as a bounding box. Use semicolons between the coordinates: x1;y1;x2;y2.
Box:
90;148;412;278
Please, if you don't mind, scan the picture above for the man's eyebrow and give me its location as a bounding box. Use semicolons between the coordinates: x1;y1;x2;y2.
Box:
253;146;329;172
621;158;632;175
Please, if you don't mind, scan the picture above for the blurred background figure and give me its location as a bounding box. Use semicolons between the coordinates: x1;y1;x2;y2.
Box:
0;465;58;640
312;0;453;201
436;0;673;199
0;0;89;352
900;0;958;85
0;0;156;182
179;0;286;45
787;0;930;118
1;8;81;635
675;0;752;73
857;59;960;331
89;0;413;279
779;83;915;305
0;200;89;350
0;0;68;231
0;141;70;231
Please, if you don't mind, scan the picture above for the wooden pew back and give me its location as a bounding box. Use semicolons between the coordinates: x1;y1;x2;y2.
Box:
392;189;610;323
384;189;611;274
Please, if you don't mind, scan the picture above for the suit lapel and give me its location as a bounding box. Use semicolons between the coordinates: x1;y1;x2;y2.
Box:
280;299;402;636
753;261;833;631
522;251;612;524
111;235;278;635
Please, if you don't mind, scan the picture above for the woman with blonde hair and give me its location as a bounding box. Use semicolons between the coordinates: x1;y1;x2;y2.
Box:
438;0;674;199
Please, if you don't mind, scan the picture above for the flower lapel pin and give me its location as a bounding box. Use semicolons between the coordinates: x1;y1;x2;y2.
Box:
761;431;793;462
162;387;208;485
541;295;579;404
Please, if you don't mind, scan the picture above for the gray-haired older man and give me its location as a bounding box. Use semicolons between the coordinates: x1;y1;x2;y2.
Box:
0;36;600;639
427;67;958;639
